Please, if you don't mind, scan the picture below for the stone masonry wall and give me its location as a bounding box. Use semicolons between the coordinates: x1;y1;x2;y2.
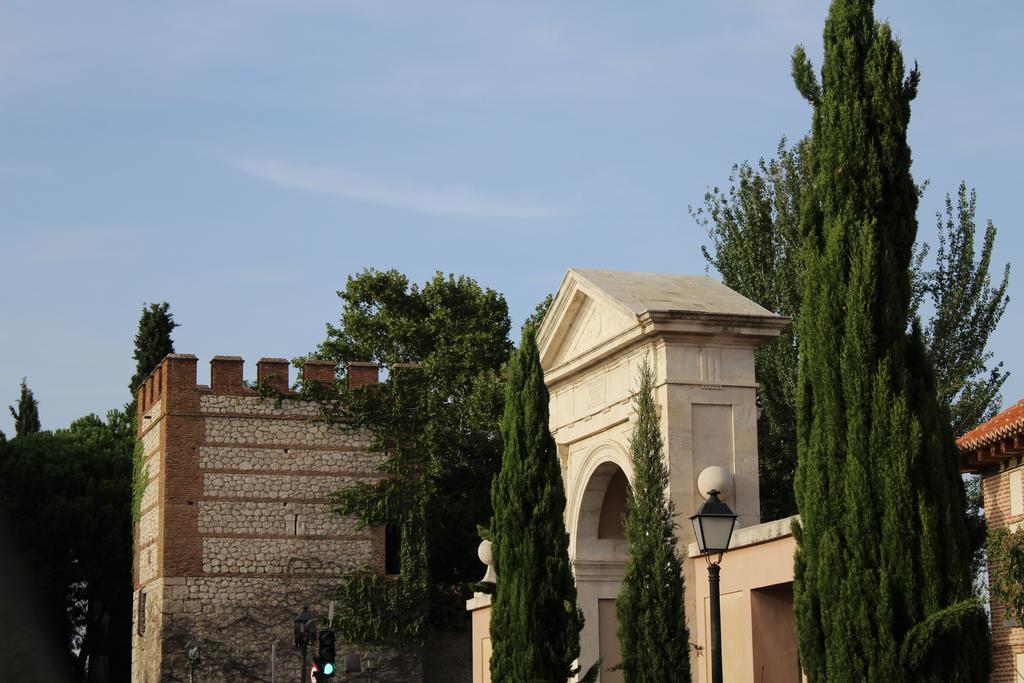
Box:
155;576;420;683
131;355;415;683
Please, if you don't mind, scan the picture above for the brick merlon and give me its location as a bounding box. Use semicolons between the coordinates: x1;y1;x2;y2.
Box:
210;356;245;394
302;360;336;386
257;358;291;394
347;361;379;388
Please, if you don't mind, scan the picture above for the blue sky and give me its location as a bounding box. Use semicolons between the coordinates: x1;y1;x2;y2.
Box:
2;1;1021;433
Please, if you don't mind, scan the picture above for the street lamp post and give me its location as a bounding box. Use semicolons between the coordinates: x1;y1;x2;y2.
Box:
185;638;201;683
294;607;317;683
689;489;738;683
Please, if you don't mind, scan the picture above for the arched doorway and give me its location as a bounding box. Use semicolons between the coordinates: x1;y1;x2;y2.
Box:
571;458;630;683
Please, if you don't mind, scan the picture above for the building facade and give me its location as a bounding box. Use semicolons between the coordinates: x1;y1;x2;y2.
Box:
535;269;786;680
130;354;416;682
958;399;1024;683
467;269;791;683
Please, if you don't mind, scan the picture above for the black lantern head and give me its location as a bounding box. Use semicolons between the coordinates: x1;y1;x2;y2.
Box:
294;607;315;647
689;489;738;558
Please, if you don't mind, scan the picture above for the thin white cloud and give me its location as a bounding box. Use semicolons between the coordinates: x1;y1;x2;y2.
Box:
230;157;569;219
12;227;145;266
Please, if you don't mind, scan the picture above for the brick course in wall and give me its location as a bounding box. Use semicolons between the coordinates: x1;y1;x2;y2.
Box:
959;403;1024;683
129;355;415;683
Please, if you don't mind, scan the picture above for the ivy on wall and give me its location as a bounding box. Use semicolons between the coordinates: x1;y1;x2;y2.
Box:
987;527;1024;624
131;438;148;525
260;365;435;643
325;367;433;643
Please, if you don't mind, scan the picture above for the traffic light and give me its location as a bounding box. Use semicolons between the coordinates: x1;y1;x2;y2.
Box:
317;629;336;679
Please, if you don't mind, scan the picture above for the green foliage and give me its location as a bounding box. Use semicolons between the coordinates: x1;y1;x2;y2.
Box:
692;138;807;521
489;329;583;682
922;182;1010;437
9;378;41;437
899;599;990;676
0;410;134;680
317;269;512;634
332;465;431;644
327;366;433;642
128;302;178;420
986;527;1024;625
131;438;148;525
961;474;987;584
790;2;989;680
697;150;1009;523
523;293;553;335
332;571;428;644
616;361;690;682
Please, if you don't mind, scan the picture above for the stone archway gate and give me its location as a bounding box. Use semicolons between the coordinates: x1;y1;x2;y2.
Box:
535;268;786;680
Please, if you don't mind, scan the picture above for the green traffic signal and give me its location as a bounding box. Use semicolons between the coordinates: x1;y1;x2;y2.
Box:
317;629;336;679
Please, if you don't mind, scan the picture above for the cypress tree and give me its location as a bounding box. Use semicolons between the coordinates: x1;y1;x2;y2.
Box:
489;329;583;682
616;360;690;682
129;302;178;398
791;1;989;680
128;302;178;421
9;378;41;437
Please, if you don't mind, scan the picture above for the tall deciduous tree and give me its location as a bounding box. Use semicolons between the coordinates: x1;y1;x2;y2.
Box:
489;329;582;682
696;147;1009;520
922;182;1010;438
616;360;689;682
319;269;512;627
9;378;41;437
692;138;807;520
790;1;989;680
329;366;433;647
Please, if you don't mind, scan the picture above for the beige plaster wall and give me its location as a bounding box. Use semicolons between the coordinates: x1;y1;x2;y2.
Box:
689;522;798;683
751;584;799;683
598;598;624;683
468;596;492;683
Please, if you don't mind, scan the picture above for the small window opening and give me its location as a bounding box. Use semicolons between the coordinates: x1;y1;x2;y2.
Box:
385;523;402;575
137;591;147;636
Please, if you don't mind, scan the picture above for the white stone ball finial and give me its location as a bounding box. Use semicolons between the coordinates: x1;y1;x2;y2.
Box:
478;539;496;584
697;465;733;500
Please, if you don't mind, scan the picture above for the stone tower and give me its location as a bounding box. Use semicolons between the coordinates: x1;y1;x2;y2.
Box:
536;269;787;680
131;354;401;682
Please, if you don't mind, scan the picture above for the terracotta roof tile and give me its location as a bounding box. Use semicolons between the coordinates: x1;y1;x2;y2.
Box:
956;399;1024;452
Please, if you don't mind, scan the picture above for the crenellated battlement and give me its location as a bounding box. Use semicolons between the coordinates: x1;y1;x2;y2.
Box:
130;352;397;681
135;354;380;426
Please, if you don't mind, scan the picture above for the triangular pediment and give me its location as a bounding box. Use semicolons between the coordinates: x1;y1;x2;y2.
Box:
538;268;787;374
537;271;640;371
